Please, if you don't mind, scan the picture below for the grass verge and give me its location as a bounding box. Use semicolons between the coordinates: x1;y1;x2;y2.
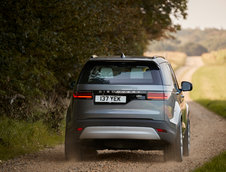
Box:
193;151;226;172
0;116;64;161
190;64;226;118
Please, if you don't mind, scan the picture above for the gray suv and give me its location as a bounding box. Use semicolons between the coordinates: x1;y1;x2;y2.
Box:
65;55;192;162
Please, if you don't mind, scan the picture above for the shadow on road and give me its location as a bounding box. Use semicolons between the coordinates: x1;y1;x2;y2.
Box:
31;148;164;163
97;150;164;163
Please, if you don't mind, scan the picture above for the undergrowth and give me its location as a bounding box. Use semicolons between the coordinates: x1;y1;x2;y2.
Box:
0;116;64;161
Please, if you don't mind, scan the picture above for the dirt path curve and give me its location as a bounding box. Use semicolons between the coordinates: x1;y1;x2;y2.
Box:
1;56;226;172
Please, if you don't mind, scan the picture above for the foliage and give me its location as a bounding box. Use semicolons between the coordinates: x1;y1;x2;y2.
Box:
0;0;188;129
140;0;187;40
190;63;226;118
0;116;64;160
193;151;226;172
147;28;226;55
180;42;208;56
144;51;187;70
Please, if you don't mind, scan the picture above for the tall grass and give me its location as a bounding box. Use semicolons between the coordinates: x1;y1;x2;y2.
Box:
144;51;187;70
0;117;64;160
202;49;226;64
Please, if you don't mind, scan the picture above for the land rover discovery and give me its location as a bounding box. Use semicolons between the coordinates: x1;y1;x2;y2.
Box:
65;54;192;162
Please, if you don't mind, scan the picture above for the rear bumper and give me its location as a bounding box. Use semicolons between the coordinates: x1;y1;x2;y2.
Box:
72;119;177;144
80;126;160;140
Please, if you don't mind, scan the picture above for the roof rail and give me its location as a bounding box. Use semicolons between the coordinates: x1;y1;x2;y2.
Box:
90;54;98;58
152;56;165;59
121;53;125;58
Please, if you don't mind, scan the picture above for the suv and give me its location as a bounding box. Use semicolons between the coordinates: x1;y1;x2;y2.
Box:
65;54;192;162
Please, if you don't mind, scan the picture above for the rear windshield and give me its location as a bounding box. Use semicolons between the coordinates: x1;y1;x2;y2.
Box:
79;61;162;85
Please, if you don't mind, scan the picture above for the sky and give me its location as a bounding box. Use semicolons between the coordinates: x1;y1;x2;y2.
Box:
174;0;226;29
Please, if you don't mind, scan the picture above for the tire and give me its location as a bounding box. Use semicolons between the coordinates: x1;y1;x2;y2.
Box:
183;120;190;156
65;127;97;161
164;121;183;162
65;127;81;161
175;121;183;162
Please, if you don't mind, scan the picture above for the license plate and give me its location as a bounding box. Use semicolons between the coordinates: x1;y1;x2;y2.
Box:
95;95;126;103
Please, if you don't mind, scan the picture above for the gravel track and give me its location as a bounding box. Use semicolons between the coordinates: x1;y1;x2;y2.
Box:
1;56;226;172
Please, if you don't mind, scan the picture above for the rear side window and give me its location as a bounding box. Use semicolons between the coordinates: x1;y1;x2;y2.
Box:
160;63;173;86
79;61;162;85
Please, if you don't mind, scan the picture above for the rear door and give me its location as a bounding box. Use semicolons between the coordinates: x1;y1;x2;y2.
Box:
160;62;186;126
168;64;187;130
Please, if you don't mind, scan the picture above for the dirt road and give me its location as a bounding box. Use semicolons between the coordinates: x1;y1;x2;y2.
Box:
1;56;226;172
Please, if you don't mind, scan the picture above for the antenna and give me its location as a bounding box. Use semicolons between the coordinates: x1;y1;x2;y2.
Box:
121;53;125;58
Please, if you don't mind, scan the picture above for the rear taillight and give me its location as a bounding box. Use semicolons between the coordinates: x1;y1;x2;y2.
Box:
156;128;167;133
73;92;93;99
77;128;83;131
147;92;170;100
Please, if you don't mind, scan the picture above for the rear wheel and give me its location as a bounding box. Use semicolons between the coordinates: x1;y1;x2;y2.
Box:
164;121;183;162
183;120;190;156
65;127;97;161
65;127;81;161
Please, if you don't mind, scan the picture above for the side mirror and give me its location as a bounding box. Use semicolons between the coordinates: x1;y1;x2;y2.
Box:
181;81;193;91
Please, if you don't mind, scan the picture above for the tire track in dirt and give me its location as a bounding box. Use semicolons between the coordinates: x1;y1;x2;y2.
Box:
1;56;226;172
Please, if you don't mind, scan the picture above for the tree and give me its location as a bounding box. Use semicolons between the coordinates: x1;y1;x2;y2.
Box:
0;0;188;128
180;42;208;56
141;0;187;40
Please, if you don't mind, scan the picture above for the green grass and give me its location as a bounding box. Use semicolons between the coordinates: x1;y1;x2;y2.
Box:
190;64;226;118
193;151;226;172
0;117;64;161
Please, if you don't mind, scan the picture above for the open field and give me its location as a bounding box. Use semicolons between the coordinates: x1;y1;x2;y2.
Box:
191;49;226;118
190;64;226;118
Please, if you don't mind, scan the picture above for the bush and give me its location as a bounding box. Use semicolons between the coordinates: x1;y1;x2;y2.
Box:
180;42;208;56
0;0;188;130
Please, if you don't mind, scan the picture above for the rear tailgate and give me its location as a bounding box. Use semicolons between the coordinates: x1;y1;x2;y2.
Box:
73;60;166;121
74;85;166;120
